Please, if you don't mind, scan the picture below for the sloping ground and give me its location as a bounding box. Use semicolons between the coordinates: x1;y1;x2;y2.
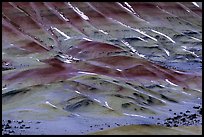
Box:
2;2;202;135
89;125;202;135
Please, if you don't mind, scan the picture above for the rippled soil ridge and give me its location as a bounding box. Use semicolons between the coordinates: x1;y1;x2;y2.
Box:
2;2;202;135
